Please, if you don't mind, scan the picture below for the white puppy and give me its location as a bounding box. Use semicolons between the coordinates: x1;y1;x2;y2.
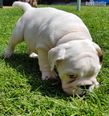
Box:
4;2;103;96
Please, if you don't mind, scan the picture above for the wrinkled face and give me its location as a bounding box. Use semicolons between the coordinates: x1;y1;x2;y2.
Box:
56;57;101;96
48;40;102;96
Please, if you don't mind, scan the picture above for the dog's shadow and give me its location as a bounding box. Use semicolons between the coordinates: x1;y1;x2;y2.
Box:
3;53;65;97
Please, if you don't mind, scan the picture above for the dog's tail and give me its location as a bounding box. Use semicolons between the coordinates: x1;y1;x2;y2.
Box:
12;1;32;12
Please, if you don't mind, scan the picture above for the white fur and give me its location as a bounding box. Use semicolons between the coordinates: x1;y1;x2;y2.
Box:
13;1;32;12
4;2;102;95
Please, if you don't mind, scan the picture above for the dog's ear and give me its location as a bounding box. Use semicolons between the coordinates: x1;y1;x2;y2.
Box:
48;45;66;71
93;42;103;64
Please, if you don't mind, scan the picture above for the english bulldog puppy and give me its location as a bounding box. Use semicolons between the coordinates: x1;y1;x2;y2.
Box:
4;1;103;96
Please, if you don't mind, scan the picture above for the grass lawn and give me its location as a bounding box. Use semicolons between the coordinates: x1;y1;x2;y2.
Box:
0;5;109;116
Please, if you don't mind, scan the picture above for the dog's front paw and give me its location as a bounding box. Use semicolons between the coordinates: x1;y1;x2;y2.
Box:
41;71;57;80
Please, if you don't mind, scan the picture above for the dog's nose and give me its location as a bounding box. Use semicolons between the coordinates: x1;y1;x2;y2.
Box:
80;85;92;90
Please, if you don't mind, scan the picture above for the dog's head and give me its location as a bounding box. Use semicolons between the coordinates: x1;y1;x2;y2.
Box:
48;40;103;96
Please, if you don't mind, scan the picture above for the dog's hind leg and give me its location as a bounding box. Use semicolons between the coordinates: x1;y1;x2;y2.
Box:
29;52;38;58
4;27;24;58
27;47;38;58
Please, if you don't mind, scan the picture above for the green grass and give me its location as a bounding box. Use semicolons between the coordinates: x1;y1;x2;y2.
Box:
0;5;109;115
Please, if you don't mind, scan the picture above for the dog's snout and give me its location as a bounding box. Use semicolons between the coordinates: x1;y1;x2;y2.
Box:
80;85;92;90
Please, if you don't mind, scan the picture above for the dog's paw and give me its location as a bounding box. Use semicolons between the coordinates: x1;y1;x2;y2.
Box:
29;53;38;58
41;71;57;80
4;51;12;58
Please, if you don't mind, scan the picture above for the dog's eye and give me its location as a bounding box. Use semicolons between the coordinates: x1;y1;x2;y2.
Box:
68;75;77;83
69;75;77;79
